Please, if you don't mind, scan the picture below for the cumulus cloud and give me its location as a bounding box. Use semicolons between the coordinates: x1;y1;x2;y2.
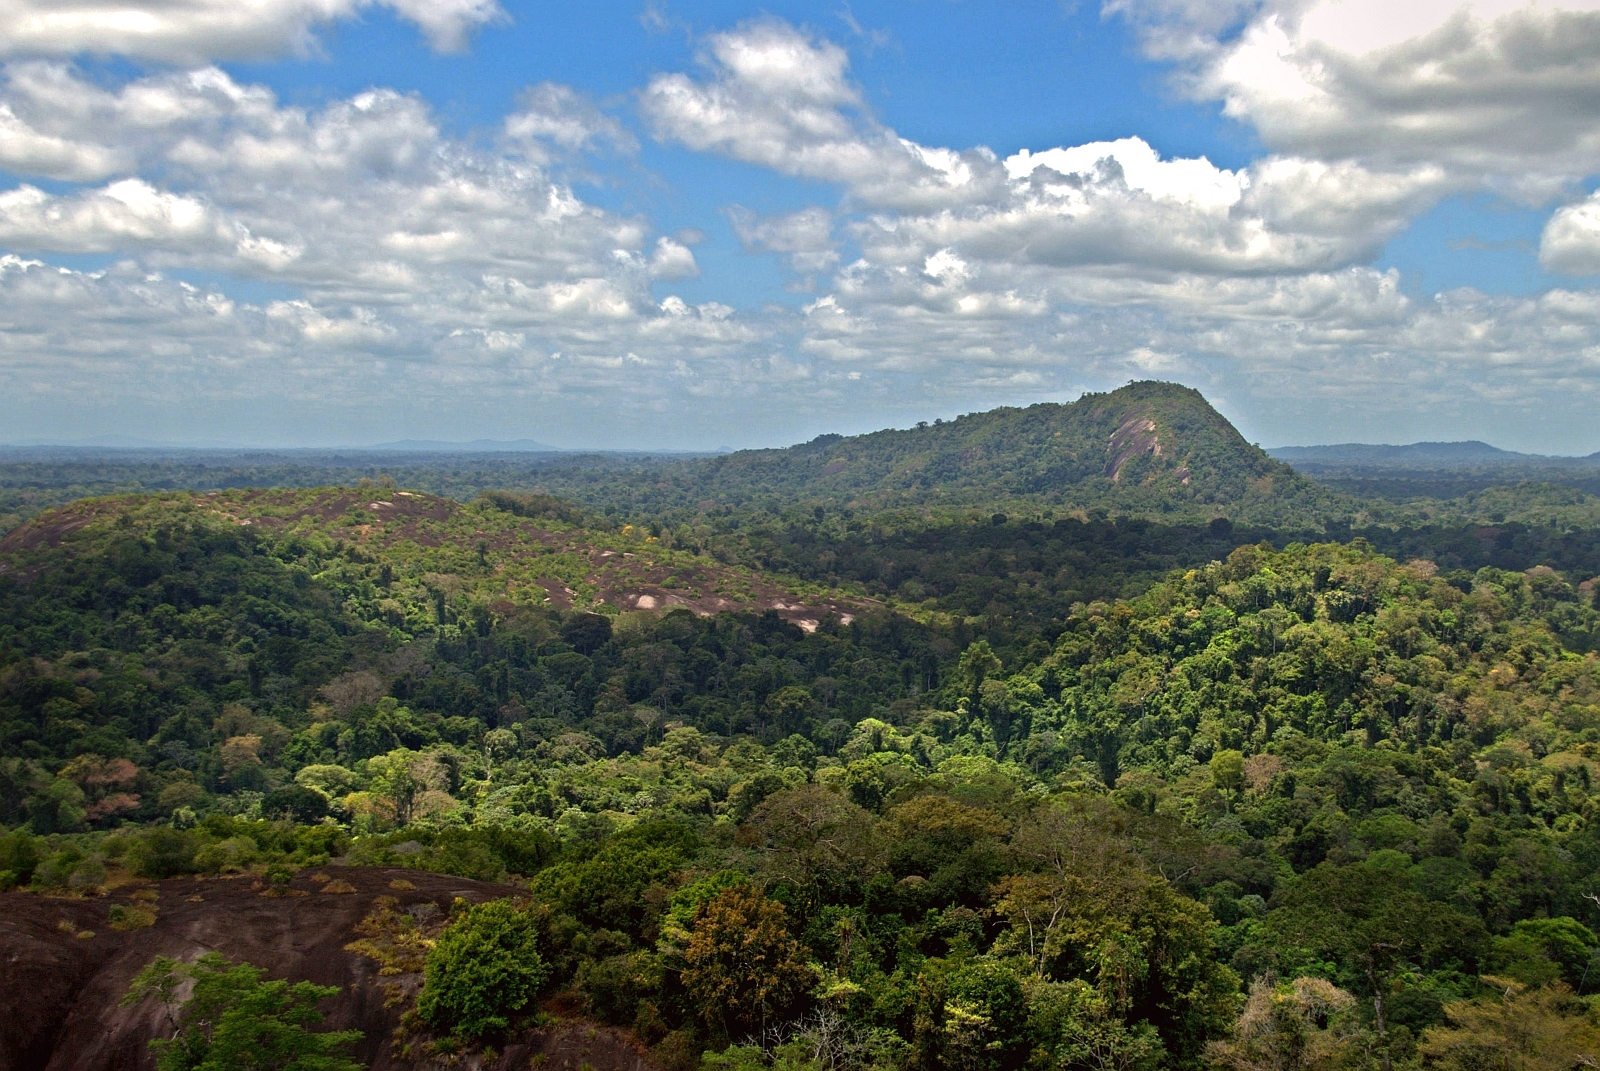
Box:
647;236;699;280
628;16;1600;447
0;180;230;253
0;0;502;63
1110;0;1600;198
1540;190;1600;273
0;65;658;291
0;62;780;436
645;22;1448;282
642;19;1001;211
901;140;1448;276
503;83;638;161
727;205;839;279
3;10;1599;448
0;101;125;180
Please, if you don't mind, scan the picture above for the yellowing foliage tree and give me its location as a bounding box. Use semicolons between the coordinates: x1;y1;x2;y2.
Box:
1418;980;1600;1071
684;886;813;1039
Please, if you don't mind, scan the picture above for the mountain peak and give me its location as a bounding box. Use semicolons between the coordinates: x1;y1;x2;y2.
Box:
665;381;1329;522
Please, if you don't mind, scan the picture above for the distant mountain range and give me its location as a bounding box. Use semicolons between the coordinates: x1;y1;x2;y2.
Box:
1268;441;1600;469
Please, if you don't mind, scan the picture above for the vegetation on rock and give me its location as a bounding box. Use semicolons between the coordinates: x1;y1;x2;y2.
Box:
123;952;363;1071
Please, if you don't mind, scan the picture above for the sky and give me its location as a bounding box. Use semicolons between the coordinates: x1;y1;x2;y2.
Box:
4;1;1600;452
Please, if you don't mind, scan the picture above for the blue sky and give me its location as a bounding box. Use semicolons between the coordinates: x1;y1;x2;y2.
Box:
3;0;1600;452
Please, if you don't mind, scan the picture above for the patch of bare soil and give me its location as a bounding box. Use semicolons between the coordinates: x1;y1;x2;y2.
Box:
587;552;864;632
0;867;660;1071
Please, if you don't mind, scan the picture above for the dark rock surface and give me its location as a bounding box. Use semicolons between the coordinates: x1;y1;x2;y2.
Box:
0;867;658;1071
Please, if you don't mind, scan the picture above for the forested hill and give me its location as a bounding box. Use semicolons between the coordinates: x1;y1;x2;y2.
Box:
523;381;1348;524
6;504;1600;1069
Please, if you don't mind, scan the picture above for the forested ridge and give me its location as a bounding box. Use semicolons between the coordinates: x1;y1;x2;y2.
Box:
4;469;1600;1070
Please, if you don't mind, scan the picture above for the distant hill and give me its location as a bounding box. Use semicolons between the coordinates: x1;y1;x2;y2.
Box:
554;381;1347;524
1270;441;1532;464
1270;441;1600;470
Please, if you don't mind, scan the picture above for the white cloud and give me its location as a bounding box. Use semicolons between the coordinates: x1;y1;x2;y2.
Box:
0;0;502;63
0;63;786;433
0;66;660;293
642;19;1001;211
727;205;839;277
379;0;502;51
1007;138;1245;211
1112;0;1600;199
2;12;1599;449
636;17;1600;447
646;23;1449;280
267;299;396;345
0;179;229;252
647;236;699;280
0;101;125;180
1540;190;1600;274
851;139;1445;279
503;82;637;161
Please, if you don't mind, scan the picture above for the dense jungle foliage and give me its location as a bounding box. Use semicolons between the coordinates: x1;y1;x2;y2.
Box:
6;473;1600;1068
8;383;1600;1069
679;509;1600;637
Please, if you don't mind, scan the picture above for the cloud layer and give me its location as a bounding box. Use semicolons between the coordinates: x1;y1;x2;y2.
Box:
0;0;502;61
1;4;1599;448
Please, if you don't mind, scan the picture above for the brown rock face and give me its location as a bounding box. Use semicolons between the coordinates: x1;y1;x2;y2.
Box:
0;868;659;1071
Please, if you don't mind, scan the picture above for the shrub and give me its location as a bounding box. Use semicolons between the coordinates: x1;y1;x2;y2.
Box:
128;828;199;879
192;836;261;874
32;846;86;888
109;904;157;930
261;785;329;824
576;950;663;1026
418;898;549;1041
122;953;362;1071
702;1042;821;1071
345;826;555;882
0;829;41;889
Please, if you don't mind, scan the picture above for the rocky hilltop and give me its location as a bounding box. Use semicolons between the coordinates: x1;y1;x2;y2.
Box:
595;381;1347;524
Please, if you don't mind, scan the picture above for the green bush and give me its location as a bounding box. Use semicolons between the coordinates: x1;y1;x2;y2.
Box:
122;953;362;1071
418;898;549;1041
32;846;86;888
289;823;347;863
474;825;558;876
701;1042;821;1071
128;828;200;879
0;829;40;888
261;785;329;824
346;826;556;882
575;950;663;1026
192;836;261;874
